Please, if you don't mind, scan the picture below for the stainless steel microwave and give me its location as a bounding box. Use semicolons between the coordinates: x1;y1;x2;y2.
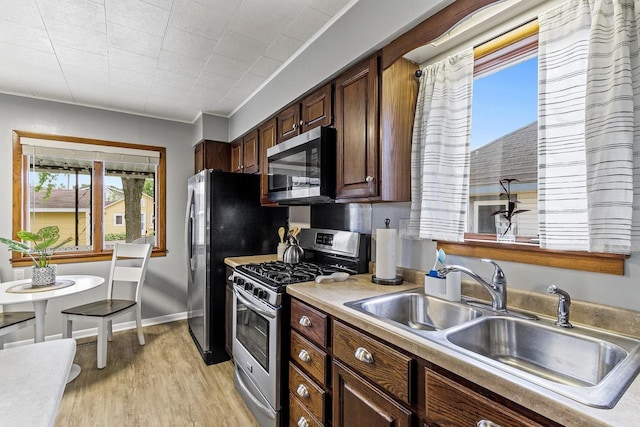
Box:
267;126;336;204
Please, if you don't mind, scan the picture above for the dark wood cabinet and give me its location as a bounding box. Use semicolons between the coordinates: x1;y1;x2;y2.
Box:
276;104;300;143
301;84;332;133
230;138;243;173
289;299;331;425
425;369;546;427
230;129;259;174
335;55;379;200
288;296;556;427
277;83;333;144
333;360;412;427
334;55;418;202
258;117;278;205
194;139;230;174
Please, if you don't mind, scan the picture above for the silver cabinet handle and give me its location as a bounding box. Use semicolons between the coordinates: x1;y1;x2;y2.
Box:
354;347;374;364
298;349;311;363
365;175;374;182
477;421;501;427
299;315;312;327
296;384;309;399
297;417;309;427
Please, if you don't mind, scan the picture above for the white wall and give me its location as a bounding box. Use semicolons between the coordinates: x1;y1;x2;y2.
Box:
371;204;640;312
0;93;193;340
228;0;454;139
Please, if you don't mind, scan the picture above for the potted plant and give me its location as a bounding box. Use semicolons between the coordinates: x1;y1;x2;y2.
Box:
0;226;72;286
491;178;529;242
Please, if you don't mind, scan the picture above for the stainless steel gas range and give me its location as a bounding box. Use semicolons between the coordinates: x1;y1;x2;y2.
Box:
230;228;369;427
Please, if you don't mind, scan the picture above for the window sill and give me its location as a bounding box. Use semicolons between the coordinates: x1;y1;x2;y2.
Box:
9;248;167;267
437;239;627;275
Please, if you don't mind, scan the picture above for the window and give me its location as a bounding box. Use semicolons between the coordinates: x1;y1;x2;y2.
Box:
437;21;626;275
11;130;166;265
467;27;539;244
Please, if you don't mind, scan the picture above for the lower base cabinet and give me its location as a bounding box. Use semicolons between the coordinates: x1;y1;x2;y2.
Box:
333;360;412;427
289;297;557;427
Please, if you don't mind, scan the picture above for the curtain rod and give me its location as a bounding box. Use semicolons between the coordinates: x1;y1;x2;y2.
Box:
414;19;539;78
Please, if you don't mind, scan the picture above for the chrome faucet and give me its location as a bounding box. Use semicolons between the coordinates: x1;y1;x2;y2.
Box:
438;259;507;312
547;285;573;328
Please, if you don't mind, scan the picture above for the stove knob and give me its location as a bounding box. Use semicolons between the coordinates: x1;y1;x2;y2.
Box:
244;282;253;291
259;290;267;300
236;277;245;286
253;287;260;297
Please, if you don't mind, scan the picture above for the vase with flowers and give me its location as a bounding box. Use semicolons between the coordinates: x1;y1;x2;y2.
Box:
490;178;529;243
0;226;72;286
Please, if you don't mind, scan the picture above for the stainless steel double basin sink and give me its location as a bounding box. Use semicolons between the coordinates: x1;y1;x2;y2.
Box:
345;289;640;408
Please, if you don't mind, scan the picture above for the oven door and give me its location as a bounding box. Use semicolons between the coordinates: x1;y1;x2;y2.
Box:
232;286;281;414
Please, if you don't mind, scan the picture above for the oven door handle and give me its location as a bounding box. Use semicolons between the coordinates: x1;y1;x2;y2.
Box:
234;288;276;319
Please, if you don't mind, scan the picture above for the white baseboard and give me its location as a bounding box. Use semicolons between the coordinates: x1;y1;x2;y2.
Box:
3;311;188;349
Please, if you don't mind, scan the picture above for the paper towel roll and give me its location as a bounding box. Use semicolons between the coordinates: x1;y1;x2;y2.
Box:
376;227;397;279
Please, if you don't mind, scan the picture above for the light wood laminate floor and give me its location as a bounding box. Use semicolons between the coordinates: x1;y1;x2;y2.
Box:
55;320;258;427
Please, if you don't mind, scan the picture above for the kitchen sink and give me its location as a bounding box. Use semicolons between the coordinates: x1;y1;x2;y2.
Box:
345;289;483;333
344;289;640;408
444;316;640;408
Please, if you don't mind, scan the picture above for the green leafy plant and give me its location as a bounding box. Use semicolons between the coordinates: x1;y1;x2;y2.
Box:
491;178;529;236
0;226;72;267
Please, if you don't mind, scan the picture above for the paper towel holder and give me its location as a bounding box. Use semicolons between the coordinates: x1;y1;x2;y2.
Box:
372;219;404;285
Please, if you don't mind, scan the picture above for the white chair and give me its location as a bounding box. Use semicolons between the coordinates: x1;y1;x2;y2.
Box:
61;243;152;369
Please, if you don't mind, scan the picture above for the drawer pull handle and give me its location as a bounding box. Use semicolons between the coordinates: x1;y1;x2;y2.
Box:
477;421;501;427
297;417;310;427
354;347;374;364
366;175;374;182
298;349;311;363
299;315;312;327
296;384;310;399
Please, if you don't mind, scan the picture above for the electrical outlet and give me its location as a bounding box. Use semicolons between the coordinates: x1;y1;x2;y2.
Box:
399;218;410;239
13;268;25;281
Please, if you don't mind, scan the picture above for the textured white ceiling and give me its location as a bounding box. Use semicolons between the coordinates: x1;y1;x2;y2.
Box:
0;0;353;122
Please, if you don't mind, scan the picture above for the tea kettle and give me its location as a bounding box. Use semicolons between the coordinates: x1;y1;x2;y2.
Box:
283;235;304;264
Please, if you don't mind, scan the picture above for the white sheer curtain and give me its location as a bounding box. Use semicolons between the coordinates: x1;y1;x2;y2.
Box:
409;49;474;241
538;0;640;254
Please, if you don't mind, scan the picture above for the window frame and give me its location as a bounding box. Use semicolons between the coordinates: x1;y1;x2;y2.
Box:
11;130;167;266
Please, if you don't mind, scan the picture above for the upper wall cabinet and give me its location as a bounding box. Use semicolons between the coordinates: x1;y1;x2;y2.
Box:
194;139;231;174
335;55;418;202
231;129;259;174
259;117;278;205
277;83;333;143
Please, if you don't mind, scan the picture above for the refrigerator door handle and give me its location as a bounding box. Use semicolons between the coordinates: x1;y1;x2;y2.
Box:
185;186;195;284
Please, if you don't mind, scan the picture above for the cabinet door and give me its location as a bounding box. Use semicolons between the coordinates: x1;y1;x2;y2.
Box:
242;129;259;174
301;84;332;133
231;138;243;173
195;140;231;174
259;118;278;205
425;369;545;427
335;55;379;200
333;360;412;427
277;104;300;143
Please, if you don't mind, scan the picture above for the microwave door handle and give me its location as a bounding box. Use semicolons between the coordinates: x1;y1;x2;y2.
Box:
233;289;276;319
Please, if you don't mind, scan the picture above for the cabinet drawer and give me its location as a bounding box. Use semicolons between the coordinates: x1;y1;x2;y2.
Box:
289;362;327;422
290;393;323;427
291;330;329;385
332;320;412;404
291;299;328;348
425;369;545;427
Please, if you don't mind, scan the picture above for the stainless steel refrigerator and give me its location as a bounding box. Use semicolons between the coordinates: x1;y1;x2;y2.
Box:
186;169;287;364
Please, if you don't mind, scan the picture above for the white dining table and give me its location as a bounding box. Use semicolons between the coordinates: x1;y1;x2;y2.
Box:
0;274;105;380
